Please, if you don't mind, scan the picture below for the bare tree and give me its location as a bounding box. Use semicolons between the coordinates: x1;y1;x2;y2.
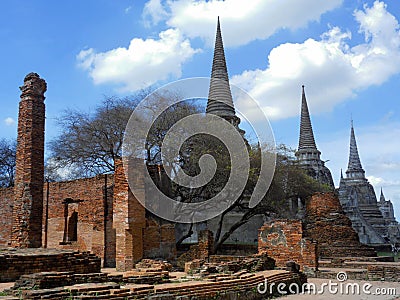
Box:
48;95;140;178
48;91;202;180
0;138;16;187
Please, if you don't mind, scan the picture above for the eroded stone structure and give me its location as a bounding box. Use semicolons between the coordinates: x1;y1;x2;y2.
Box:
11;73;47;248
295;86;334;188
206;17;243;133
202;17;263;245
377;189;400;243
338;123;395;244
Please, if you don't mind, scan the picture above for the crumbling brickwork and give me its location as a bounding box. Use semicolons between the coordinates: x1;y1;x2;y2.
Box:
177;230;214;268
42;174;115;266
11;73;47;248
0;249;100;282
113;158;146;271
258;220;317;271
0;187;13;245
0;73;177;262
0;168;177;267
143;217;176;260
304;192;376;257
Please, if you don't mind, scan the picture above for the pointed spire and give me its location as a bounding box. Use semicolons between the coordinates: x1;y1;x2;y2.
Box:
341;169;343;179
346;120;365;179
206;17;236;118
298;85;318;150
380;188;386;202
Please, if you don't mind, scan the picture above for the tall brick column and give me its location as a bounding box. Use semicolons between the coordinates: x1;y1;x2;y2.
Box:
11;73;47;248
113;158;146;271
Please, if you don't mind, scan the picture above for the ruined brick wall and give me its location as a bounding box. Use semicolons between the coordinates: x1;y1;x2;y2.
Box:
11;73;47;248
177;230;214;268
0;187;14;246
258;220;317;271
42;174;114;264
304;192;376;258
0;249;100;282
0;165;177;266
113;158;146;271
143;216;176;260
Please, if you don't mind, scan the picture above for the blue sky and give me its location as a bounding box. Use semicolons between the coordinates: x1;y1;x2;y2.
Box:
1;0;400;218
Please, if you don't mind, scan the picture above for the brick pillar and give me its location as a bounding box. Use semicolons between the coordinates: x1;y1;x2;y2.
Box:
113;158;146;271
198;230;214;260
11;73;47;248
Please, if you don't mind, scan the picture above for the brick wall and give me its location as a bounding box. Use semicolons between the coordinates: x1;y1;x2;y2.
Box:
0;187;13;246
143;217;176;260
258;220;318;271
177;230;214;268
0;249;100;282
42;174;114;265
0;158;177;267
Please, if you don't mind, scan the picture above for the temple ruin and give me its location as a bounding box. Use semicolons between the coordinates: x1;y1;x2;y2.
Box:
338;122;400;245
0;17;399;300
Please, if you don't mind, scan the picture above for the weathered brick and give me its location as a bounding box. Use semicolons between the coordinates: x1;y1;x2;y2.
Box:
304;192;376;258
11;73;47;248
258;219;317;272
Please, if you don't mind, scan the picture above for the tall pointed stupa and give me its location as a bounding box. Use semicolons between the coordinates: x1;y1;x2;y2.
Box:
295;85;334;188
346;121;366;179
338;121;389;244
206;17;240;128
201;17;261;244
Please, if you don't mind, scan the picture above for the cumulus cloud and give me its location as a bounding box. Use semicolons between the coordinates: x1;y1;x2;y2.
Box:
231;1;400;120
143;0;169;27
81;0;342;91
77;28;200;92
4;117;15;126
155;0;343;47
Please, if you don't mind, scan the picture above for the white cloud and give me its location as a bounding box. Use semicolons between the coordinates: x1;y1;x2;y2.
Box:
4;117;15;126
77;28;200;92
161;0;343;47
367;176;400;187
143;0;169;27
367;175;385;186
231;1;400;120
79;0;344;94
